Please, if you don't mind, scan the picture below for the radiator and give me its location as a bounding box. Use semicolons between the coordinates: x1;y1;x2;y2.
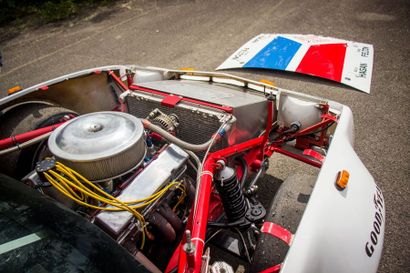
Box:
123;90;228;151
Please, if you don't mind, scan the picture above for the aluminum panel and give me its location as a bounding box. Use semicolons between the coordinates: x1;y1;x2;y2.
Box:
95;144;189;237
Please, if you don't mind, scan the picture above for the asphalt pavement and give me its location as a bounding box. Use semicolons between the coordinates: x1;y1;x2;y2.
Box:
0;0;409;272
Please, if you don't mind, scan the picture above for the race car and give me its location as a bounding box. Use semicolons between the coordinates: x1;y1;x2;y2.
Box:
0;66;384;273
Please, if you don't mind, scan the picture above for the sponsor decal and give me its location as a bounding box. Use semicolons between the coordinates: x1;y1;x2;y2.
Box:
217;34;374;93
357;63;368;78
365;185;384;257
232;47;250;65
361;46;370;58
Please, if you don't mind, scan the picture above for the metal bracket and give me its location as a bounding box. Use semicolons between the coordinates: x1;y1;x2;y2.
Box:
260;222;293;246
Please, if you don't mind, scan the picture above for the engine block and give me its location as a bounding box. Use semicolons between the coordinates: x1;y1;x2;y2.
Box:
94;144;189;238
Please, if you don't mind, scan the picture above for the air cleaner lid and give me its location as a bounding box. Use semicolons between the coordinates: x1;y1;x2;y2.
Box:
48;112;144;162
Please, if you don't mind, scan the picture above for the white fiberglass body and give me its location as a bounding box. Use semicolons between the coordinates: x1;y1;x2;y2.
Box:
281;103;384;273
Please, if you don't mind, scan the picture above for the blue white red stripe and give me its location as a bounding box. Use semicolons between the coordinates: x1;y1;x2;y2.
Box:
217;34;374;93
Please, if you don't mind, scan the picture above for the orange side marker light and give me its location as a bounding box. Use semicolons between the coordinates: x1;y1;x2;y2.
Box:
7;85;22;95
259;79;275;87
336;170;350;190
179;67;195;71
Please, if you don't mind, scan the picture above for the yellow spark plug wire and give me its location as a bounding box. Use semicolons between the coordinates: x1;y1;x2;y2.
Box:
43;161;187;250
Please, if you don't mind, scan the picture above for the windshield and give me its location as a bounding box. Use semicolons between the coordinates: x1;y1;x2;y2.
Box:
0;174;149;273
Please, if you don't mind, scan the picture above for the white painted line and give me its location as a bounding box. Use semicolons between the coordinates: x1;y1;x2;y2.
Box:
285;43;310;71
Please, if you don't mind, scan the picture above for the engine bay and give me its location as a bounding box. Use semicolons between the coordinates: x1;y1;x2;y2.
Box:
0;68;339;272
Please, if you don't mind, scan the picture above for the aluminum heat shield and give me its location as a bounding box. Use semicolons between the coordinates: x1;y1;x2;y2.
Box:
94;144;188;238
126;80;268;146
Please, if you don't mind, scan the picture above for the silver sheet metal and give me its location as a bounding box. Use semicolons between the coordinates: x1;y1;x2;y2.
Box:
128;80;268;146
138;80;266;108
94;144;189;237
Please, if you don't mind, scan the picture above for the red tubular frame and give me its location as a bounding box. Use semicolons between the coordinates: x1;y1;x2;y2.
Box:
262;98;274;145
261;222;293;246
258;264;282;273
106;70;129;112
173;103;336;272
177;137;265;273
110;73;334;272
0;122;66;150
107;70;129;91
267;146;322;168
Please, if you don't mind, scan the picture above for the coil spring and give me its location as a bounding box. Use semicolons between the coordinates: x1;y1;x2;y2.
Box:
215;167;248;221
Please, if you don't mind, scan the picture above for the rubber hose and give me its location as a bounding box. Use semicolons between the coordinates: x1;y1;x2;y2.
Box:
207;219;250;228
237;157;248;187
142;119;214;152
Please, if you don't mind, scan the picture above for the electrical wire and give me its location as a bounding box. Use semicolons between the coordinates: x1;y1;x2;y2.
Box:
205;229;223;244
236;156;248;188
185;149;201;171
55;162;180;206
173;186;187;212
258;121;278;137
234;227;251;263
304;121;335;136
193;118;231;215
187;159;198;172
44;169;147;248
43;161;186;250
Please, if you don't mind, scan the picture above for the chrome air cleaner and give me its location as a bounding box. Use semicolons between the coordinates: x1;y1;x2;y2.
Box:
48;111;146;182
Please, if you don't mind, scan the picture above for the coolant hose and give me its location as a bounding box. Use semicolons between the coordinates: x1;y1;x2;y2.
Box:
237;157;248;187
142;118;232;152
